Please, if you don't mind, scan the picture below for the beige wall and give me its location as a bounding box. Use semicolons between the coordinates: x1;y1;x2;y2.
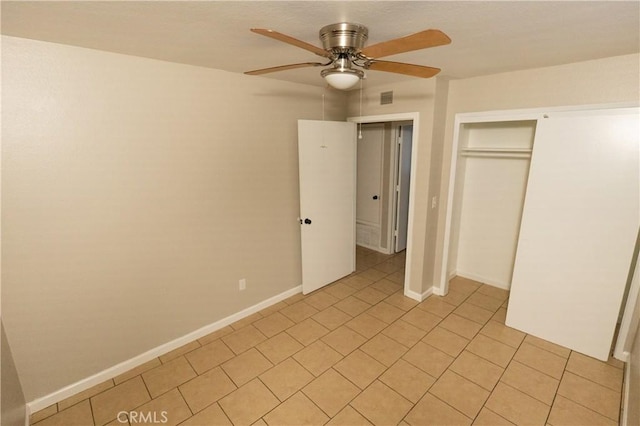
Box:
434;53;640;290
1;35;347;401
1;321;26;426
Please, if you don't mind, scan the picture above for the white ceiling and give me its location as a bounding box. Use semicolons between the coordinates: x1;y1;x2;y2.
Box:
2;1;639;89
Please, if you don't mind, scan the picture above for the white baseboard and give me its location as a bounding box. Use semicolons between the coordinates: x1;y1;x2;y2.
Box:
432;285;447;297
355;242;391;255
405;286;433;302
26;285;302;415
614;349;630;363
622;354;631;426
455;270;511;290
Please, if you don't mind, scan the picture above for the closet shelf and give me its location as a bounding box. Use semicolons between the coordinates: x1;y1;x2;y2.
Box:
460;147;532;153
460;147;532;159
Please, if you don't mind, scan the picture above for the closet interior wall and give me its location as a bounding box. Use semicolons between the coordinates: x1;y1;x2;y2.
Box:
448;120;537;290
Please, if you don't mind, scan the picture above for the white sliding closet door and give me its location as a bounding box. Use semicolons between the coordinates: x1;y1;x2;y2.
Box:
506;109;639;361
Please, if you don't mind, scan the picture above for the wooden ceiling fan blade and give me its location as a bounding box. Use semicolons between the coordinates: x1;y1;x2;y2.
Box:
245;62;325;75
361;29;451;59
251;28;330;58
367;61;441;78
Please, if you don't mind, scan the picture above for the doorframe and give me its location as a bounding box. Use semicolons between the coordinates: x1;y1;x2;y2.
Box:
348;112;419;300
391;122;414;254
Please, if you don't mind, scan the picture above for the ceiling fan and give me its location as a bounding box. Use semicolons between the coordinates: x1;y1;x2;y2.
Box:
245;22;451;90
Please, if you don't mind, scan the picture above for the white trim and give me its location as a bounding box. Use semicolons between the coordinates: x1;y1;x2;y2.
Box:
432;286;447;297
618;350;631;364
614;233;640;361
448;101;638;123
622;354;631;425
356;219;381;228
438;102;640;295
348;112;420;299
356;241;390;255
388;124;400;254
455;271;511;291
26;285;302;414
404;286;433;302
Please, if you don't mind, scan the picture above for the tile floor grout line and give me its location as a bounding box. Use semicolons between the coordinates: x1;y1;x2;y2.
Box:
346;380;402;426
465;321;528;424
520;336;571;359
298;366;356;419
174;383;195;417
432;368;490;423
183;366;237;421
544;355;570;426
124;379;187;425
496;357;558;408
512;342;570;381
215;394;235;426
562;364;626;394
88;394;97;426
478;406;515;426
553;370;622;423
429;295;511;421
427;391;475;424
254;375;289;425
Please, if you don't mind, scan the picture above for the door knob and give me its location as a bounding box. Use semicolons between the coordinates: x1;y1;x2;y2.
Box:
373;195;379;200
303;218;312;225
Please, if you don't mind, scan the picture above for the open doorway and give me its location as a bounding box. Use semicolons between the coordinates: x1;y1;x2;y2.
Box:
348;112;420;299
356;121;413;255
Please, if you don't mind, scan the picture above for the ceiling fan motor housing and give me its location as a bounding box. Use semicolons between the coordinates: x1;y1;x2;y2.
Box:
319;23;368;52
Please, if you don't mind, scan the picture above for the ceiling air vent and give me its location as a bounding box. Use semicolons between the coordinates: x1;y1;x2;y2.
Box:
380;91;393;105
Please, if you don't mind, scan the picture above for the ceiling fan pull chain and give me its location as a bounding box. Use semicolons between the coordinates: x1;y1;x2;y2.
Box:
358;78;363;139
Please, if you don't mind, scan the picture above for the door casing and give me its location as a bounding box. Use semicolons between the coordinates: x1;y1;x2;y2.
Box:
349;112;420;300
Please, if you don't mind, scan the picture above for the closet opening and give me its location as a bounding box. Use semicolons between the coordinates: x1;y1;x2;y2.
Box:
441;106;639;361
349;111;420;300
444;119;537;291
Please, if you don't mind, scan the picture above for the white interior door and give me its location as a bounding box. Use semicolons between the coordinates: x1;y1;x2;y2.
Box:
394;125;413;252
506;108;640;360
356;124;384;226
298;120;356;294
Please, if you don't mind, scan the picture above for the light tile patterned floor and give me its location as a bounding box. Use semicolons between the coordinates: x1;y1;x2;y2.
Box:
31;247;625;426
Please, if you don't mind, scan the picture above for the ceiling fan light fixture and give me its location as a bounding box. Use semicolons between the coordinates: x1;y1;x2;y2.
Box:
321;67;363;90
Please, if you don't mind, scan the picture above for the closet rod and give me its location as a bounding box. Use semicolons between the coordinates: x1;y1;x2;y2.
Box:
460;152;531;159
460;147;532;153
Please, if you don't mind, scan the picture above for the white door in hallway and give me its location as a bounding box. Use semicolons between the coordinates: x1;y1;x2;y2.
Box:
298;120;356;294
394;124;413;253
357;123;384;226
